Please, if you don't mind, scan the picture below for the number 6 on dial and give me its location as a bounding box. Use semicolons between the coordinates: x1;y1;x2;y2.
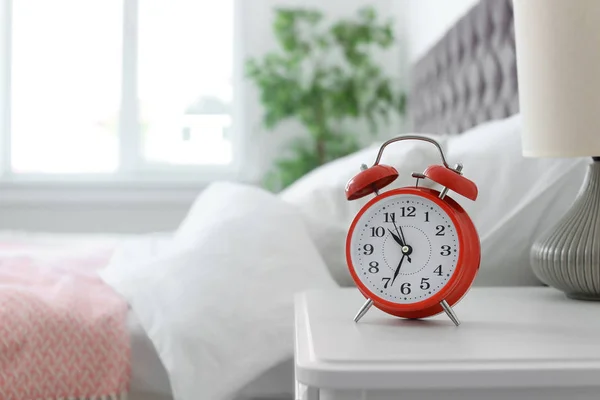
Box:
345;135;481;326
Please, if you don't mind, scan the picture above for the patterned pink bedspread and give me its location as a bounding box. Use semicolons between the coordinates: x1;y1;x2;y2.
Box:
0;239;130;400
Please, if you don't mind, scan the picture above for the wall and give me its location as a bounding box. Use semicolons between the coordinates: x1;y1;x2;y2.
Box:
0;0;402;234
403;0;478;62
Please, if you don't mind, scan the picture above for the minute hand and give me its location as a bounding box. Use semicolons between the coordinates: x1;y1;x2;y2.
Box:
393;220;407;246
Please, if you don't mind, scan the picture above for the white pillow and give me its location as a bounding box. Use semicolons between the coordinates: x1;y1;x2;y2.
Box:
280;136;449;286
444;115;588;286
99;182;336;400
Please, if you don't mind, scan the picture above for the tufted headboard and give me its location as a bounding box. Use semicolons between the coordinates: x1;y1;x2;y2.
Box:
409;0;519;134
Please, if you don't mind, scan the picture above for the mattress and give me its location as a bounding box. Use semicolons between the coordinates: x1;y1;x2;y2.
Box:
0;231;294;400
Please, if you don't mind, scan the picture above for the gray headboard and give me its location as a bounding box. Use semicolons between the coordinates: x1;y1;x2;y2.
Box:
409;0;519;134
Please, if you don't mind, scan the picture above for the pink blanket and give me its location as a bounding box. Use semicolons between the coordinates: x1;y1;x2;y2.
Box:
0;240;130;400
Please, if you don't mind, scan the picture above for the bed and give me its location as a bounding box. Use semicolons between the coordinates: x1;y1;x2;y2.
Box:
0;1;531;399
0;231;294;400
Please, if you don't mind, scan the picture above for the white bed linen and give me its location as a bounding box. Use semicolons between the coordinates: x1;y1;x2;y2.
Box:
113;232;295;399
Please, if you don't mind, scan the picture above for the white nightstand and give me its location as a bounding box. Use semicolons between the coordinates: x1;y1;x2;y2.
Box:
294;287;600;400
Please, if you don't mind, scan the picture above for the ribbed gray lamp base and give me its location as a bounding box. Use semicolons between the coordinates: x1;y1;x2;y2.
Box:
531;162;600;300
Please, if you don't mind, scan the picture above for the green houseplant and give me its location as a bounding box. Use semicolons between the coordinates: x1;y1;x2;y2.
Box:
246;6;406;191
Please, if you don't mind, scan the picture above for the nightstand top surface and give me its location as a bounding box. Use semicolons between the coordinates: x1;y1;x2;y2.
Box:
294;287;600;390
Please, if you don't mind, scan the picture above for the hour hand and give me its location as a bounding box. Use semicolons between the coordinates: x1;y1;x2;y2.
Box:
387;229;412;263
388;229;404;246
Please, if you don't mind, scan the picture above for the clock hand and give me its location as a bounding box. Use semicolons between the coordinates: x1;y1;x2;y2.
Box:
391;219;412;263
391;254;406;286
397;225;411;261
394;221;407;247
388;218;408;247
387;229;412;263
388;229;404;246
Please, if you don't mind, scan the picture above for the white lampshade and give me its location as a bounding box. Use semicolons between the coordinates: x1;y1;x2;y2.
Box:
514;0;600;157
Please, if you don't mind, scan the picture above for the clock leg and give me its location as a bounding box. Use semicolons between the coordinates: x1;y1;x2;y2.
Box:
440;300;461;326
354;298;373;323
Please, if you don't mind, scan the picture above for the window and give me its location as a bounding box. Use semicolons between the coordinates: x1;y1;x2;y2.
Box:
0;0;236;181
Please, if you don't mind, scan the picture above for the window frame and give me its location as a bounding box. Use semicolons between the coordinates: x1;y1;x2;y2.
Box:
0;0;244;187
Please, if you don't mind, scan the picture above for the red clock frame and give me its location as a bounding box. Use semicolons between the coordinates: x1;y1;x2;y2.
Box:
345;187;481;319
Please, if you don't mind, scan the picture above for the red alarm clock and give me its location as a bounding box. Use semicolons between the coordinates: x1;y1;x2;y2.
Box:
345;135;480;326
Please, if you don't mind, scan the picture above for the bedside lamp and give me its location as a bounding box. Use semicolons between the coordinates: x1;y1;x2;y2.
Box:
514;0;600;299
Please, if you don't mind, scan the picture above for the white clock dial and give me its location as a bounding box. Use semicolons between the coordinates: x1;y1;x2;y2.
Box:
349;193;459;304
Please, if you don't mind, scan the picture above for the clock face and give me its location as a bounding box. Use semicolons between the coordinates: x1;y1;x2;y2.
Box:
349;193;459;304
